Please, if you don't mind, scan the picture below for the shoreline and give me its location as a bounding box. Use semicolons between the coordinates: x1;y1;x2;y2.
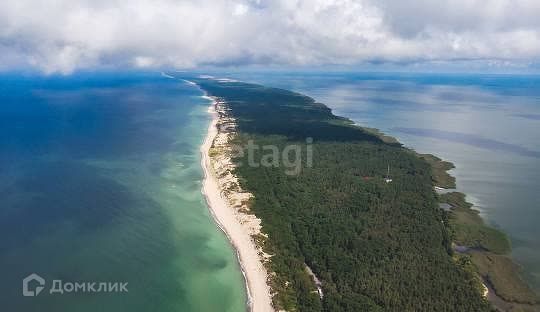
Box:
199;95;274;312
348;127;540;310
420;155;540;310
194;78;537;311
193;77;522;310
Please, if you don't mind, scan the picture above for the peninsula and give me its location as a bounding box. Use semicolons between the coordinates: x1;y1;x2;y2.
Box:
194;77;538;311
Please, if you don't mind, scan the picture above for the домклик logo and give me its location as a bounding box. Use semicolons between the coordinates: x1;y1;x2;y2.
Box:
23;273;45;297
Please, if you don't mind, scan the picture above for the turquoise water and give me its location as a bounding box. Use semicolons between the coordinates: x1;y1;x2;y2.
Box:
219;71;540;293
0;72;247;311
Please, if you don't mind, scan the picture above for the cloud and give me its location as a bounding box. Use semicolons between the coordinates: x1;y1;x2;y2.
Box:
0;0;539;73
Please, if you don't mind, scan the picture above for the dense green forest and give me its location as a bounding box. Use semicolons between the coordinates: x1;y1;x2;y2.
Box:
194;79;492;311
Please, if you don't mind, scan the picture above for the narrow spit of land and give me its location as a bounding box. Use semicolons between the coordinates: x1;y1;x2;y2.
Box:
194;77;537;311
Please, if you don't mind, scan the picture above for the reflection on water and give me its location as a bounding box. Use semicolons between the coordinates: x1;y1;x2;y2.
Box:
392;127;540;158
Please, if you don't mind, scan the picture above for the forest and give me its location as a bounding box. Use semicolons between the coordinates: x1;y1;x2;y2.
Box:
194;78;492;311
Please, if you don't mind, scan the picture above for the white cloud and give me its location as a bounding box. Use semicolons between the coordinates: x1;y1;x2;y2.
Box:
0;0;538;73
233;3;249;16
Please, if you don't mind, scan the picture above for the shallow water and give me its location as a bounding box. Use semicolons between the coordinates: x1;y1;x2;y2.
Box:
0;72;247;311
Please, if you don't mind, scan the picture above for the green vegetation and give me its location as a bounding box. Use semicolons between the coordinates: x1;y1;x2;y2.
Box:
362;127;401;145
419;154;456;189
437;192;539;306
419;151;539;306
453;253;489;297
470;251;540;304
195;79;492;311
440;192;511;254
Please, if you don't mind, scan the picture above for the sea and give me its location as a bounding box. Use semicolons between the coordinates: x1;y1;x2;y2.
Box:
220;71;540;294
1;70;538;311
0;72;247;311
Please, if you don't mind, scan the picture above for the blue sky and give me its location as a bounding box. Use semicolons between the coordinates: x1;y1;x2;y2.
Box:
1;0;539;74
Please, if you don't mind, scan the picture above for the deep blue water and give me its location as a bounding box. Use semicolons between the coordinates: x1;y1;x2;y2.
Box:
218;71;540;293
0;72;246;311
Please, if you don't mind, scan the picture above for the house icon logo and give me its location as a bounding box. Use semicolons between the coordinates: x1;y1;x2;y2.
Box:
23;273;45;297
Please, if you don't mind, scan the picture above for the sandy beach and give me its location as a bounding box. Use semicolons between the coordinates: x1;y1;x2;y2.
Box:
200;96;274;312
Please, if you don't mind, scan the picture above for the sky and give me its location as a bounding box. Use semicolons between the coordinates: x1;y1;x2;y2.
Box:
1;0;539;74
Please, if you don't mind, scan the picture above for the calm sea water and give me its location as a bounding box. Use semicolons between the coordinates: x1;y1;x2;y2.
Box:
0;72;247;311
221;71;540;293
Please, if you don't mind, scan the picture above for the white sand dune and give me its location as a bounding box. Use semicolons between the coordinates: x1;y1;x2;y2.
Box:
200;97;274;312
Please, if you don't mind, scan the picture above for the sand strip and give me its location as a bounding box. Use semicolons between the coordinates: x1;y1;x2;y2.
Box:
200;96;274;312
